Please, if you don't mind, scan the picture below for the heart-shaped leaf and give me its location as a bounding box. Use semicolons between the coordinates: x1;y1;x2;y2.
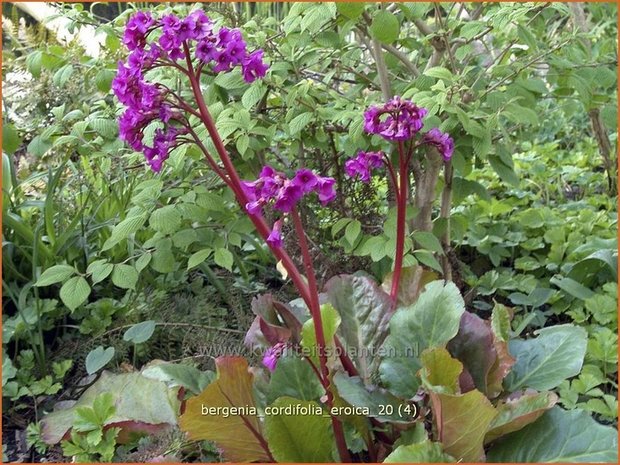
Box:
85;346;115;375
123;320;156;344
384;440;456;463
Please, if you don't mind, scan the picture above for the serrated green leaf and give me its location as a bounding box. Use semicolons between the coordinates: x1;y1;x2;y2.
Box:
27;136;52;157
289;112;313;135
241;83;266;108
336;2;366;19
135;253;152;273
53;64;74;87
111;264;138;290
36;265;76;286
95;68;115;93
149;206;182;235
370;10;400;44
102;214;147;251
60;277;91;311
88;261;114;284
187;249;212;270
214;248;234;271
89;118;117;139
425;66;454;82
412;231;443;253
345;219;361;245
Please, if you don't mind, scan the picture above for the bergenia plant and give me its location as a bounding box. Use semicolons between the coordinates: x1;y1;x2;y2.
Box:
344;97;453;304
106;8;614;464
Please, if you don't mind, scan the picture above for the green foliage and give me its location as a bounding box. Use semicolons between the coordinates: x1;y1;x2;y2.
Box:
487;407;617;462
379;281;464;397
264;397;335;462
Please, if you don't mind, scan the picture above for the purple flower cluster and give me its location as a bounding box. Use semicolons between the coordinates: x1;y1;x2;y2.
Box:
113;52;178;172
113;10;269;172
423;128;454;161
345;96;455;183
242;166;336;247
344;151;384;183
364;96;428;141
194;26;267;80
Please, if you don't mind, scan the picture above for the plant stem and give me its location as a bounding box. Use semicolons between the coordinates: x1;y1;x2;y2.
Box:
291;209;351;463
390;141;409;305
182;44;352;460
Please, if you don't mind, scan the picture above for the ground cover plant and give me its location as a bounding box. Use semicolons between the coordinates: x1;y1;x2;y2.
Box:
2;1;618;463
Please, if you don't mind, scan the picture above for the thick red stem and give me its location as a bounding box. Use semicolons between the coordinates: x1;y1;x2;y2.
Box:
291;209;351;463
390;141;408;305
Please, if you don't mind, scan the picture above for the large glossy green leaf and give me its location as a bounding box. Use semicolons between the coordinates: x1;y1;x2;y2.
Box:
504;324;587;391
380;281;465;397
266;355;323;405
487;407;618;462
325;275;392;381
384;440;456;463
333;372;413;423
35;265;76;286
419;348;463;394
264;397;335;462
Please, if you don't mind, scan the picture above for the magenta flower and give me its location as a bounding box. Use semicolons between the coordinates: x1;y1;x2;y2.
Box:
344;151;385;183
316;177;337;205
123;11;155;50
262;342;287;371
185;10;212;40
262;348;278;371
242;167;336;216
364;96;427;141
267;219;284;248
423;128;454;161
196;37;217;62
274;183;303;213
292;168;319;193
242;50;269;83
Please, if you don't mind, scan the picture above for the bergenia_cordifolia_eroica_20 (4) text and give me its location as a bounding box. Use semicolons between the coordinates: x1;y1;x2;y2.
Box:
112;9;453;463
